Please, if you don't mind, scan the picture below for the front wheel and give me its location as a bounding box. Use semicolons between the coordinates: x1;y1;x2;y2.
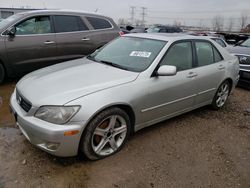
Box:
81;108;131;160
211;80;231;110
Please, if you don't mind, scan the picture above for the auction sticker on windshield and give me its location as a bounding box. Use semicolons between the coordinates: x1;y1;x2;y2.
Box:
130;51;152;58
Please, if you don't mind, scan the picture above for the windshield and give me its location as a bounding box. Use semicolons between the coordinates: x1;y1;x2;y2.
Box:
88;37;166;72
147;26;161;33
0;14;21;31
239;38;250;47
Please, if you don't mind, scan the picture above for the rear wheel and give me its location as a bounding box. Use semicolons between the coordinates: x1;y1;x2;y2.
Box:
212;80;230;110
81;108;131;160
0;63;5;84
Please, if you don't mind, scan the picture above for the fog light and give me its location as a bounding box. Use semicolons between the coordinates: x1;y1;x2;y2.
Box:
45;142;60;150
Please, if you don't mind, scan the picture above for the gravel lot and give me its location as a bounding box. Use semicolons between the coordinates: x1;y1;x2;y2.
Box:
0;80;249;188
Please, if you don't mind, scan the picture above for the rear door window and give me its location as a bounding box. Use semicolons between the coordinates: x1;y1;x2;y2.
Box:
86;17;112;29
53;15;88;33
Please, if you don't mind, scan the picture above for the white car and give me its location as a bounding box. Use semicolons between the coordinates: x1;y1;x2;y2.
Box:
10;34;239;160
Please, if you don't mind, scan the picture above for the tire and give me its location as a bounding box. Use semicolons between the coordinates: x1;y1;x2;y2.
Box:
81;107;131;160
211;80;231;110
0;63;5;84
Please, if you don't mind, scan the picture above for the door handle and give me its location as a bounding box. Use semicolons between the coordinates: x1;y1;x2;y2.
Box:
218;65;225;70
81;38;90;41
44;41;55;44
187;72;198;78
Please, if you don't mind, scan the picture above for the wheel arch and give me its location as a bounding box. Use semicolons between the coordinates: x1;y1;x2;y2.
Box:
0;58;7;81
85;103;136;135
223;78;233;92
78;103;136;157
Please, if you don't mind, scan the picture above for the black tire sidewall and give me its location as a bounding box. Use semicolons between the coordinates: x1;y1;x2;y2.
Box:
0;64;5;84
212;80;230;110
81;107;131;160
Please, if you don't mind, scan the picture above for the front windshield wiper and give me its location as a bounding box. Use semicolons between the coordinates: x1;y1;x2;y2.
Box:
87;55;128;70
98;60;129;70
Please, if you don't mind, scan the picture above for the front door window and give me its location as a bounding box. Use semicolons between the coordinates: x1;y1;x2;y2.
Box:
15;16;51;35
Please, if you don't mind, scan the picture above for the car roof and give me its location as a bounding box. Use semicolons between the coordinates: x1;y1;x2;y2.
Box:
17;9;109;18
124;33;212;42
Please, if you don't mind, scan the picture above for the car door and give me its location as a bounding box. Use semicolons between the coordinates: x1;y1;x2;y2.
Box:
53;15;93;60
141;41;197;123
192;40;226;105
84;16;119;50
4;15;57;74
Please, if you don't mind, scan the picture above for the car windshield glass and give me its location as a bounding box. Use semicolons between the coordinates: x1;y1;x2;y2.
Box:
88;37;166;72
0;14;21;30
147;27;160;33
239;39;250;47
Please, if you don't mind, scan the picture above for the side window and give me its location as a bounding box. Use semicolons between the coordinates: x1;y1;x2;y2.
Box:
54;15;88;33
160;42;193;71
195;42;214;67
213;47;223;62
15;16;51;35
86;17;112;29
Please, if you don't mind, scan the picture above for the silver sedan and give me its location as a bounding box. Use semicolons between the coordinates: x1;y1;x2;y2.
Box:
10;33;239;160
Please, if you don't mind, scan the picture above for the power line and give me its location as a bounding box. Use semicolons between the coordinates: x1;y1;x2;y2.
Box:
141;7;147;26
146;16;249;21
148;9;250;14
130;6;136;25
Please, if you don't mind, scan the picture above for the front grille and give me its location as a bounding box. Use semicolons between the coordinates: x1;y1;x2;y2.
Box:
235;54;250;65
16;90;32;112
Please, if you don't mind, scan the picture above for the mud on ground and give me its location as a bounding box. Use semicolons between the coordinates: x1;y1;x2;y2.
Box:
0;81;250;188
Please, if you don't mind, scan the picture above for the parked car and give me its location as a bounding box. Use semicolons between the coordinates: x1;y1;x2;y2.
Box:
147;25;183;33
130;27;146;33
119;26;130;34
10;34;239;160
0;10;120;84
229;38;250;89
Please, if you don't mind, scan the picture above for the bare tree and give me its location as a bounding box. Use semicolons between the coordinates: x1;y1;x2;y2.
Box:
212;15;224;31
240;13;248;30
134;19;142;26
117;18;130;26
173;20;181;27
227;18;234;32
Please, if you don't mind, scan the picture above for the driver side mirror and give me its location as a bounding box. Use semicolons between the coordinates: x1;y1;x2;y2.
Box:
157;65;177;76
6;27;16;37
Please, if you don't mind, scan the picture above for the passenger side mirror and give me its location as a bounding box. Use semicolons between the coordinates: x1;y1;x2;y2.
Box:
6;27;16;37
157;65;177;76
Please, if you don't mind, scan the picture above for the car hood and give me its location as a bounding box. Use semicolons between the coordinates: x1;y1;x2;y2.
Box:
17;58;139;106
229;46;250;55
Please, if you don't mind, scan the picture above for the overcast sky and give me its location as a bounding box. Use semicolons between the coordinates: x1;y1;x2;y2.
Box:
0;0;250;30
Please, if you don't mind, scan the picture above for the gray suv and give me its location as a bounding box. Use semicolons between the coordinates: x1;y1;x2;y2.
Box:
0;10;120;83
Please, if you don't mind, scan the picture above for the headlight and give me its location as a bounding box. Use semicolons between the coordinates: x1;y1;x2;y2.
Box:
35;106;80;124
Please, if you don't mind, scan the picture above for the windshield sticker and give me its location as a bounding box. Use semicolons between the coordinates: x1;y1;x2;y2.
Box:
130;51;152;58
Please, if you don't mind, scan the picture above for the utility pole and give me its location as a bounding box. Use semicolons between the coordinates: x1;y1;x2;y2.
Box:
141;7;147;26
130;6;136;25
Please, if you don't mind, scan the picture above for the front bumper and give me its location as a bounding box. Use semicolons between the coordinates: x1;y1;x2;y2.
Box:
10;91;85;157
238;65;250;89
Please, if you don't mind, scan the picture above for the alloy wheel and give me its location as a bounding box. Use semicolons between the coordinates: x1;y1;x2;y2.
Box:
91;115;127;156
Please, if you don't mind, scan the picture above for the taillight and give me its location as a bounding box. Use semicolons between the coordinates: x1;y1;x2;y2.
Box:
119;31;124;36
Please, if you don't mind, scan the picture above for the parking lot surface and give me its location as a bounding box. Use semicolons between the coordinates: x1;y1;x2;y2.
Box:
0;80;250;188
